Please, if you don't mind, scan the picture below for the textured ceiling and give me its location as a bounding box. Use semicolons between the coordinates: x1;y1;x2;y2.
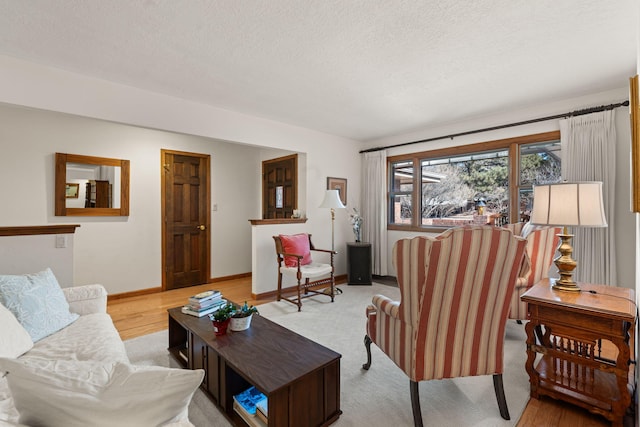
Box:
0;1;636;141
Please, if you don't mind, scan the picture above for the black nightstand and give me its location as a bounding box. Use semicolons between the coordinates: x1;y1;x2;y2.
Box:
346;242;372;285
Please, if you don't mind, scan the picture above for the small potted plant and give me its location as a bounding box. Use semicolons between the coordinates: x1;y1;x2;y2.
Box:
229;302;259;332
209;303;235;336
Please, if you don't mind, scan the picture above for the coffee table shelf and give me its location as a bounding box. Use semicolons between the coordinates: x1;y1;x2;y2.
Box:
168;307;342;427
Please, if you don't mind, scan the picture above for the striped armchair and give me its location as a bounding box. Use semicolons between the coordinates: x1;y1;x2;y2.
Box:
503;222;561;321
363;226;527;427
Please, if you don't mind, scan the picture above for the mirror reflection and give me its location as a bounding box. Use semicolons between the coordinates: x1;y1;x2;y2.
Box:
65;163;121;209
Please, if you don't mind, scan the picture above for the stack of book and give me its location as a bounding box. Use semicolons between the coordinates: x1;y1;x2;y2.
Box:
232;386;268;427
181;290;226;317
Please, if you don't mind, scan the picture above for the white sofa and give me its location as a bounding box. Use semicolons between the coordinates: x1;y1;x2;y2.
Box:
0;280;202;427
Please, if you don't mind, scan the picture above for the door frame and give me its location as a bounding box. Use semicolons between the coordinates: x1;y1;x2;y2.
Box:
262;153;298;219
161;149;211;291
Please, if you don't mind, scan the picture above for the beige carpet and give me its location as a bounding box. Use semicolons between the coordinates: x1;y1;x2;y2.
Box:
124;283;530;427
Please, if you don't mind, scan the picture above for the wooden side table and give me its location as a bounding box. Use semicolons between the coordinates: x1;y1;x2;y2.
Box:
521;279;636;426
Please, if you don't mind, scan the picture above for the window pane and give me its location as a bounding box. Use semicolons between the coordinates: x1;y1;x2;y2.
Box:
520;141;562;186
391;194;412;224
421;150;509;226
519;141;561;223
391;161;413;191
390;161;413;224
518;188;533;222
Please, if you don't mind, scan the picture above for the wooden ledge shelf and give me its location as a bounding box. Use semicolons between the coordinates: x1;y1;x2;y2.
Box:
248;218;307;225
0;225;81;236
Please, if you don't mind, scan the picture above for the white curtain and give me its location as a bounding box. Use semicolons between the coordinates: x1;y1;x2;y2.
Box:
362;150;388;275
560;110;616;285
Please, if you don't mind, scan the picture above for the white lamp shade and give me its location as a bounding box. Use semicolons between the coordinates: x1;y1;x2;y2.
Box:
319;189;346;209
531;181;607;227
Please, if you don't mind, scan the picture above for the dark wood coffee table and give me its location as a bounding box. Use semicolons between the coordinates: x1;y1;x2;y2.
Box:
168;307;342;427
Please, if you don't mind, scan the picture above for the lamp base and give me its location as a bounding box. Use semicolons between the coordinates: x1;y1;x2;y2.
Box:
551;232;580;292
551;279;581;292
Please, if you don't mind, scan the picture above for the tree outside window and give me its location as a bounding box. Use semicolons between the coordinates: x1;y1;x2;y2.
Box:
421;151;509;226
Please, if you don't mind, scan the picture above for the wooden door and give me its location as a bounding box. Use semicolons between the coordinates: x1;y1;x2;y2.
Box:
162;150;210;290
94;180;111;208
262;154;297;218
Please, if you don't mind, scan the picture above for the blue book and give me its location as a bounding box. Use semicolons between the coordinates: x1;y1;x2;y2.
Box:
233;386;266;416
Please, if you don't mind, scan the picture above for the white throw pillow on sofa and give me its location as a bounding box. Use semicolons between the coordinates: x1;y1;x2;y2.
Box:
0;303;33;358
0;358;204;427
0;268;79;342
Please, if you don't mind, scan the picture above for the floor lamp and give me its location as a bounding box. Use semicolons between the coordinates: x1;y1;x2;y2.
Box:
530;181;608;291
319;189;346;294
319;189;346;252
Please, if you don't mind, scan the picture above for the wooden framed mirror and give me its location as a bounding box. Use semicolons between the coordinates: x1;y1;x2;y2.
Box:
55;153;130;216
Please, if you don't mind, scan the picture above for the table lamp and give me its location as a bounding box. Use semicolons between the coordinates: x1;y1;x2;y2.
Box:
475;199;486;215
530;181;607;291
319;189;346;252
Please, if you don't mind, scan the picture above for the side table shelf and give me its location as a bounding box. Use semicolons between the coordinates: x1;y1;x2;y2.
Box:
521;279;636;427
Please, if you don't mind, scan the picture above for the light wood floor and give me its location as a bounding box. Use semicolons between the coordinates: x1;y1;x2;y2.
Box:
107;277;624;427
107;276;267;341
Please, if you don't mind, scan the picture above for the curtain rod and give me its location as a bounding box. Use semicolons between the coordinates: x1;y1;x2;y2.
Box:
359;100;629;154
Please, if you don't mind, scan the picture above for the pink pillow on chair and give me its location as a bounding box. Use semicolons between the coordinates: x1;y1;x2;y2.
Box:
279;234;312;267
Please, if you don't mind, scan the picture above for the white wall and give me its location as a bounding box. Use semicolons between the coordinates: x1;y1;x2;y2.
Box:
0;56;362;295
0;103;265;294
366;87;637;289
0;234;75;286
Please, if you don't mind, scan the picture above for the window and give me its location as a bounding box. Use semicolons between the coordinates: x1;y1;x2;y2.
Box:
517;140;562;222
388;132;561;231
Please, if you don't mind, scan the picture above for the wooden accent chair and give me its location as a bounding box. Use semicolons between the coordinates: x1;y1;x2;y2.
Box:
363;226;528;427
503;222;561;321
273;233;336;311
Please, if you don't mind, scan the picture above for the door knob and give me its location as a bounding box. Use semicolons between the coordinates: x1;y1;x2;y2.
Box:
197;225;206;230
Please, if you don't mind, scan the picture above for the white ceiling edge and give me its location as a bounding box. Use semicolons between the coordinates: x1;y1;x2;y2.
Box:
0;55;360;152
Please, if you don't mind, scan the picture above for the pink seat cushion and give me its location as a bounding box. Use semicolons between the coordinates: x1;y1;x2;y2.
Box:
279;234;312;267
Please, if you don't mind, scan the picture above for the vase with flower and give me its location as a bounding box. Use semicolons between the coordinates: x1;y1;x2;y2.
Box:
349;208;363;242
